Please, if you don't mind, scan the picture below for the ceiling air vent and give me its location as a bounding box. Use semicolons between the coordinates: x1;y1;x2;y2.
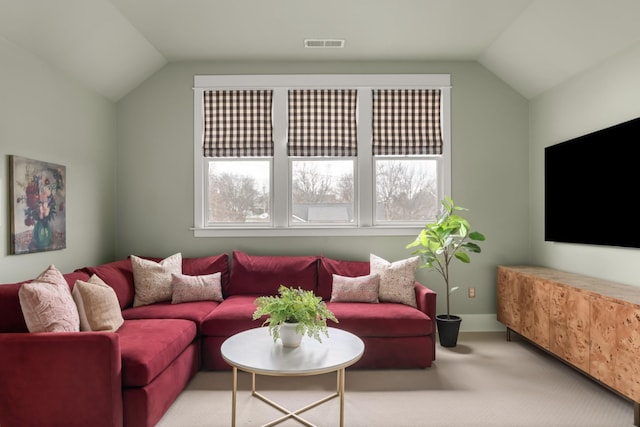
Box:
304;39;345;49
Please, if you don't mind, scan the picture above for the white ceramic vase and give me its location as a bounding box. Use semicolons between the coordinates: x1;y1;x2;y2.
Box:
279;322;303;347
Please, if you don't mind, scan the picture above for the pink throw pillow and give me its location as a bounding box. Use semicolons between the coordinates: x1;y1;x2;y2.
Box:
171;272;223;304
317;256;370;300
330;273;380;303
18;265;80;332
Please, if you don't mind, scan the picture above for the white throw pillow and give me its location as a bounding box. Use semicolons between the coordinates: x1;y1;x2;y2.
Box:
370;254;419;307
131;253;182;307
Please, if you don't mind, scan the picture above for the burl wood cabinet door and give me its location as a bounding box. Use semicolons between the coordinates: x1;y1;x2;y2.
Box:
590;296;618;389
615;303;640;401
497;267;521;331
550;284;590;372
519;275;550;350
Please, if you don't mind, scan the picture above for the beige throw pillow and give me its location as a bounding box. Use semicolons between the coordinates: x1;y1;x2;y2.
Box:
131;253;182;307
370;254;419;307
171;272;223;304
330;274;380;303
18;264;80;333
72;275;124;332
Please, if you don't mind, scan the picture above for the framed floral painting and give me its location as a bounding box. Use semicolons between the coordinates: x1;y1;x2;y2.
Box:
9;156;66;254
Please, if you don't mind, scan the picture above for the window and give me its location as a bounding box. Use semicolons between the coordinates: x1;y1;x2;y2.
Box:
201;90;273;226
288;89;358;226
372;89;443;225
193;75;450;237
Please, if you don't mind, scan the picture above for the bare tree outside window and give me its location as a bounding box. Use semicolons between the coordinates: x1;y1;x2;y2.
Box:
375;159;438;222
291;160;354;223
292;162;336;203
207;161;270;223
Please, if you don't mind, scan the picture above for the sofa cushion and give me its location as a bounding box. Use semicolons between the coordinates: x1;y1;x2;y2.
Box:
201;295;263;337
85;259;136;309
18;265;80;333
64;270;92;288
117;318;197;387
317;256;370;300
0;282;29;333
325;301;433;337
182;254;229;288
122;301;220;334
330;274;380;303
72;275;124;332
171;272;223;304
131;253;182;307
227;251;318;297
370;254;419;307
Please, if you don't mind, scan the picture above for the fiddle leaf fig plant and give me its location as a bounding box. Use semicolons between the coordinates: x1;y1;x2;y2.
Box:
406;197;486;318
253;285;338;343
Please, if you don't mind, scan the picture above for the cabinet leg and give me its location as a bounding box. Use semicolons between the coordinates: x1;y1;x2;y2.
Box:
634;402;639;427
506;327;512;342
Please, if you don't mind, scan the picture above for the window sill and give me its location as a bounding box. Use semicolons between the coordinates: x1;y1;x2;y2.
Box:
191;226;423;238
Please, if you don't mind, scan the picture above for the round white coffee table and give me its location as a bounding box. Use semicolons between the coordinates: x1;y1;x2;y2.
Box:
221;326;364;427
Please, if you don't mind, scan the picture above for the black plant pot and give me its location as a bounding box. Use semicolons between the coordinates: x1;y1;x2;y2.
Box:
436;314;462;347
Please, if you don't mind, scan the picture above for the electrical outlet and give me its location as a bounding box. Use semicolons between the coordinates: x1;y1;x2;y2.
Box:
468;287;476;298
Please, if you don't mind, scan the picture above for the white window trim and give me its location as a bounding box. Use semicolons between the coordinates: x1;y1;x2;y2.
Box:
193;74;451;237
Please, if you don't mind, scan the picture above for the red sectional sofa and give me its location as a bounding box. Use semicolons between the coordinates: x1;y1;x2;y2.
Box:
0;251;436;427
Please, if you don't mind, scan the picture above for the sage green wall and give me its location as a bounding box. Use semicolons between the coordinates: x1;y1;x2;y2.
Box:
0;37;117;283
115;60;529;327
530;46;640;286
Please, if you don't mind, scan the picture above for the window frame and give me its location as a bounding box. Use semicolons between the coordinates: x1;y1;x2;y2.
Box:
193;74;451;237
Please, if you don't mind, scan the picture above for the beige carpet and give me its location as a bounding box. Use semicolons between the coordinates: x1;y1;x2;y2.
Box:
156;332;634;427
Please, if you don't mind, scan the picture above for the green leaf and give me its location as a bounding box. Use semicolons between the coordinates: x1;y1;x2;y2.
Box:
469;231;485;241
455;252;471;263
462;242;482;253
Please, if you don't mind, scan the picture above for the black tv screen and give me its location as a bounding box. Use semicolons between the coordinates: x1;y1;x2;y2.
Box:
545;116;640;248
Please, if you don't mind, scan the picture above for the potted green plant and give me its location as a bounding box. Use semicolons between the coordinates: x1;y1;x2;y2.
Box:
406;197;486;347
253;285;338;347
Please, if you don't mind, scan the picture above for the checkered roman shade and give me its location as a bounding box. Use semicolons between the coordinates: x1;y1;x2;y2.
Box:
288;89;358;156
202;90;273;157
372;89;443;155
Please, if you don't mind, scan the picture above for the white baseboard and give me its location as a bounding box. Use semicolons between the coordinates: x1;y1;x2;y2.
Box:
455;314;505;332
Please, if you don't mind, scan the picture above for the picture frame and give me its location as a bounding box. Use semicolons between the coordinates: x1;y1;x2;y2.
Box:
9;155;66;254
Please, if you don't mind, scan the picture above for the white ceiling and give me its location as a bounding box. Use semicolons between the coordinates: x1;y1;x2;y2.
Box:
1;0;640;102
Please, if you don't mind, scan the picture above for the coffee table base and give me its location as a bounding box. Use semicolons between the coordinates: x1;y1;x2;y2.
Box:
231;367;347;427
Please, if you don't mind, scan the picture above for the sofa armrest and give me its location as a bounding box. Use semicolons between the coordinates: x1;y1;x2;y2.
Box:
415;282;437;361
414;282;437;318
0;332;123;427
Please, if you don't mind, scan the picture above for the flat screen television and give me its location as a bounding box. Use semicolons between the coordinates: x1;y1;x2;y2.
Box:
545;116;640;248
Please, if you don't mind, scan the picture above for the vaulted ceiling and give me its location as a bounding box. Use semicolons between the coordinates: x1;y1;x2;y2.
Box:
1;0;639;102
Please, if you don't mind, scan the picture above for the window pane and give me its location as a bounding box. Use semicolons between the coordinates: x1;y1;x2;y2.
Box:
375;159;438;223
207;160;270;224
291;160;354;224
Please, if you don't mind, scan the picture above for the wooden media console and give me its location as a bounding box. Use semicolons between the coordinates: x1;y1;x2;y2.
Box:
497;265;640;425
